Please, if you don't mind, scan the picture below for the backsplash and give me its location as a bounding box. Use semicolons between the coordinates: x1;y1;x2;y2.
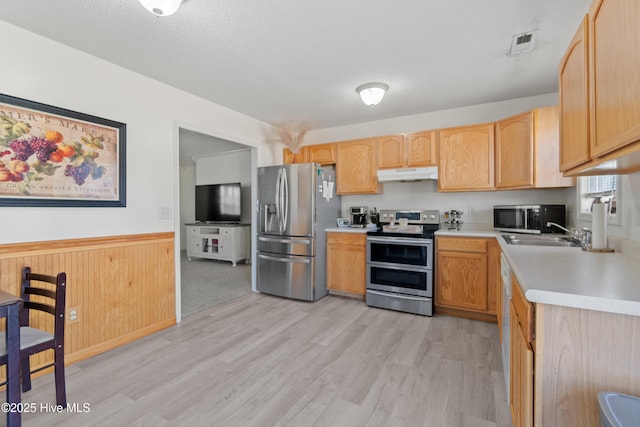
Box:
340;173;640;255
340;180;569;226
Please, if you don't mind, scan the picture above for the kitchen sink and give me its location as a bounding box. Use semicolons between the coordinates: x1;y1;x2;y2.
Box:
501;234;582;247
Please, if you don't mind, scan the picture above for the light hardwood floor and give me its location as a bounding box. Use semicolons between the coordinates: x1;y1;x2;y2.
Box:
20;293;512;427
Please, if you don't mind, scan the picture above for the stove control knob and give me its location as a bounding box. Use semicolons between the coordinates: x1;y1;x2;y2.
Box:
429;214;437;220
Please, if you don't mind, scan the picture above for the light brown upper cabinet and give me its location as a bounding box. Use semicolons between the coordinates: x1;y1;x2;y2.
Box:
496;111;534;188
560;0;640;175
406;130;437;167
378;131;438;169
559;15;590;172
496;107;575;189
307;143;336;164
377;135;406;169
589;0;640;158
284;143;336;165
438;123;495;192
336;138;382;194
283;147;307;164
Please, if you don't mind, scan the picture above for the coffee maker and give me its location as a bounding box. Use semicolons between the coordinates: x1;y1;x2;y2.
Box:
350;206;368;228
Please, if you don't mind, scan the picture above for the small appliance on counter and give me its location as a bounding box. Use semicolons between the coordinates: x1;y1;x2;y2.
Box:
350;206;369;228
494;204;566;234
444;210;464;230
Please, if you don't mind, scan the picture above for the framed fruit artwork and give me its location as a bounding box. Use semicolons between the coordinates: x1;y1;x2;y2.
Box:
0;93;126;207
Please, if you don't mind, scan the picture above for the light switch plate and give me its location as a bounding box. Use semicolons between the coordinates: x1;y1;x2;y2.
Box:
159;206;172;220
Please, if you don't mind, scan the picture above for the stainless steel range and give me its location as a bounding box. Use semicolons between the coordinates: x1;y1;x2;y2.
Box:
365;209;440;316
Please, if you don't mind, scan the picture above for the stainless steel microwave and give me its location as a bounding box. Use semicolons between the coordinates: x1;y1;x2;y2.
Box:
493;205;566;234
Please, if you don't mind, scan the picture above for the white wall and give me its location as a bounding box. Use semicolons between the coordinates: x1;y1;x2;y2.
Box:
0;20;270;244
341;182;567;226
306;93;559;144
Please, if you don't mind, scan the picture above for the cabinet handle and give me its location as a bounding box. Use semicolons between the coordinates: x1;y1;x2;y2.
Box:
258;236;311;245
258;254;310;264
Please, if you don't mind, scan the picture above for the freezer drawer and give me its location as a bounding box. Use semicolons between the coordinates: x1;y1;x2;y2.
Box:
257;252;317;301
257;235;314;256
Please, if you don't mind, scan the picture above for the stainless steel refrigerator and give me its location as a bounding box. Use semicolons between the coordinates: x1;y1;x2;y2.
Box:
257;163;341;301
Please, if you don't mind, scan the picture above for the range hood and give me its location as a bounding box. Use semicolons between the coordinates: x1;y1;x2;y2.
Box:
377;166;438;182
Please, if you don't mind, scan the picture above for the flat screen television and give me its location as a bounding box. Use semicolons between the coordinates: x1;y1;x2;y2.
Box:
195;182;241;223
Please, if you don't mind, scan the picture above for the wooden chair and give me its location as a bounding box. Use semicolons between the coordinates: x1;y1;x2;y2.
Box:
0;267;67;406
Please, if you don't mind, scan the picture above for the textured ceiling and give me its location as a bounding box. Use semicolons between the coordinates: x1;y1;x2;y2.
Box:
1;0;590;131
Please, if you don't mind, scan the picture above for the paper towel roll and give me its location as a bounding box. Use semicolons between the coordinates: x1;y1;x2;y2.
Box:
591;201;607;249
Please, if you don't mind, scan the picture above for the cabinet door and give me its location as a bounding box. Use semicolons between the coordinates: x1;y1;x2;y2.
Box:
436;250;488;311
534;106;576;188
487;239;500;316
589;0;640;157
307;143;336;164
406;130;437;167
326;233;366;296
336;138;382;194
283;147;308;164
510;301;534;427
496;112;534;189
438;123;495;191
378;135;405;169
559;16;590;172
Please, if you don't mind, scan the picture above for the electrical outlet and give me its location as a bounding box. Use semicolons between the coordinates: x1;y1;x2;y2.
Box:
159;206;172;220
468;205;476;217
68;307;78;323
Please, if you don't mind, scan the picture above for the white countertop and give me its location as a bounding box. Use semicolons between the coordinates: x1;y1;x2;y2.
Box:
439;228;640;316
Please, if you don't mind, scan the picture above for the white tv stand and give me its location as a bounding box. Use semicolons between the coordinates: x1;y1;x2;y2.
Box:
186;223;250;266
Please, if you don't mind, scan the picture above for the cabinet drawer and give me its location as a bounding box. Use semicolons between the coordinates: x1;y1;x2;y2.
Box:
512;274;534;343
327;232;366;246
437;237;487;253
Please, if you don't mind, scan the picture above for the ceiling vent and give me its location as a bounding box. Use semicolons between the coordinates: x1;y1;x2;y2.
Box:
508;32;536;56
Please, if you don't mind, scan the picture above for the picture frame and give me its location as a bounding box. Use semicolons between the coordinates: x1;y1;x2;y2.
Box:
0;93;126;207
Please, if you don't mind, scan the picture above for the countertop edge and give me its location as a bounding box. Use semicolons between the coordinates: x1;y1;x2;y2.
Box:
325;227;372;233
436;228;640;317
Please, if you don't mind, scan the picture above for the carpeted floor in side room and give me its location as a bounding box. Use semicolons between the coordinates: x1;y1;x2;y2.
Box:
180;250;252;318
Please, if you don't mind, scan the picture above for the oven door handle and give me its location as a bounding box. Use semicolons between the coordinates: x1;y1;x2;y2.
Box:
366;236;432;245
368;262;430;272
366;289;430;302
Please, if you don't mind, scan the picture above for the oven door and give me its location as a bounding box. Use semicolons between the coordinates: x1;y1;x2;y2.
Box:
367;236;432;268
367;263;432;297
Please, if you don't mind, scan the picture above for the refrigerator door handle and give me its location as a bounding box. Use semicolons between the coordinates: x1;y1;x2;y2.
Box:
282;167;289;230
275;167;282;233
258;236;311;245
257;253;311;264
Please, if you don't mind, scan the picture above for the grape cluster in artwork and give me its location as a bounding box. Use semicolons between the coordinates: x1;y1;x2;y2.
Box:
0;115;107;195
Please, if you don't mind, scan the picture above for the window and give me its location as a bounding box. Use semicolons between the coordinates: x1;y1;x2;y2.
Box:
578;175;618;220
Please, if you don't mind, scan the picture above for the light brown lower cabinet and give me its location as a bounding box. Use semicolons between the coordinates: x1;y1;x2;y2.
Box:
510;280;534;427
435;236;498;321
326;232;366;297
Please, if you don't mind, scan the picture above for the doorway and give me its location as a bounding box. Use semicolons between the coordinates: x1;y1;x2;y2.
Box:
177;128;255;319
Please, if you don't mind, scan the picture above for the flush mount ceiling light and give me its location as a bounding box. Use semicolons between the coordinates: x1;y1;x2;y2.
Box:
138;0;182;16
356;82;389;107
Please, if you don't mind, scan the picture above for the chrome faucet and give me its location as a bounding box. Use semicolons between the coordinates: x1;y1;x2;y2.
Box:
546;222;591;248
546;222;575;235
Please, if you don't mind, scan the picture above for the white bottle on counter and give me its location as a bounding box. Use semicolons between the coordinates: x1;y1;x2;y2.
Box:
591;197;607;249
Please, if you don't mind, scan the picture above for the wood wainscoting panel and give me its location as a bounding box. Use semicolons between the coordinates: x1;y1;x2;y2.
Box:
0;233;176;378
